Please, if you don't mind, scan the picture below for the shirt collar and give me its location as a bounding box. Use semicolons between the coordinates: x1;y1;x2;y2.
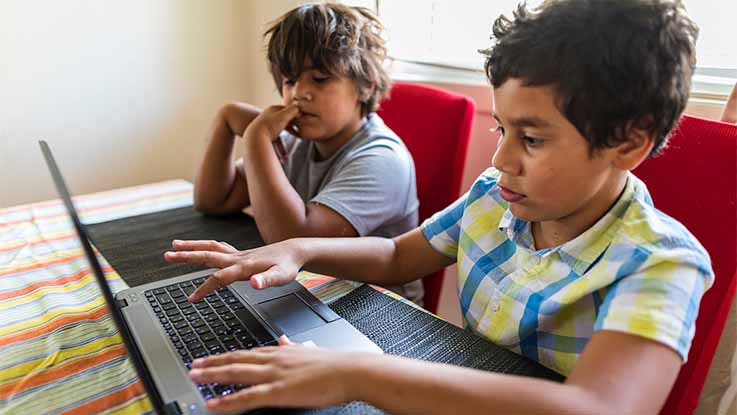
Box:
497;173;638;274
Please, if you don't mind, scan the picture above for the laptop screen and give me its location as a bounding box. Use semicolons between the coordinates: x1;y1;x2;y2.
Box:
38;140;168;414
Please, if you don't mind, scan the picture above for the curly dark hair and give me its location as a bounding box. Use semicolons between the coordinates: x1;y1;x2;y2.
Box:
264;2;391;116
482;0;698;157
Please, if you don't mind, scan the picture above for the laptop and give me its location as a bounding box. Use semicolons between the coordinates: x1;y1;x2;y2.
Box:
39;140;381;415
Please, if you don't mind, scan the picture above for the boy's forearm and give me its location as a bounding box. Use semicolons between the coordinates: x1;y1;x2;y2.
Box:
294;237;403;286
243;130;314;243
195;103;262;213
348;354;606;415
194;109;240;212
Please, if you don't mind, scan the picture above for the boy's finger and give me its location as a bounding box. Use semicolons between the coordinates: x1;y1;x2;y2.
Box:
172;239;236;253
188;265;237;302
163;250;233;268
191;349;276;369
277;335;295;346
207;383;284;413
189;363;272;386
250;266;293;290
188;262;256;302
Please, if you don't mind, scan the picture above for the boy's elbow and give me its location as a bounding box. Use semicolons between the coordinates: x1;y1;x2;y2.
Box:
193;198;228;216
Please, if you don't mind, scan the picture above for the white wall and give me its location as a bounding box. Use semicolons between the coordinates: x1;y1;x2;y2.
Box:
0;0;257;207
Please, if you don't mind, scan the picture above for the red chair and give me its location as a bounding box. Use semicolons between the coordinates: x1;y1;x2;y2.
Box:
377;82;476;313
632;114;737;414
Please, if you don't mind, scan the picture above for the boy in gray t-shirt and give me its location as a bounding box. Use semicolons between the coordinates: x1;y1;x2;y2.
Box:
192;4;423;304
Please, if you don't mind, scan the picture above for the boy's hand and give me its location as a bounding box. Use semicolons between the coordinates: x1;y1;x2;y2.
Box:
163;239;304;302
244;103;301;143
720;82;737;124
188;336;358;412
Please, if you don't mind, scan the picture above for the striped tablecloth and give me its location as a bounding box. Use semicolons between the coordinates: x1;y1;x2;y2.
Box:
0;180;369;415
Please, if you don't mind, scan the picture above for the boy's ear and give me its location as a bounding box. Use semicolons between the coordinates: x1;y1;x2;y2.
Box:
612;123;655;171
359;82;376;103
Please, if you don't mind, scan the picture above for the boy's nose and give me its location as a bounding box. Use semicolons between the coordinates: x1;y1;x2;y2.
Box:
293;81;313;102
492;136;521;176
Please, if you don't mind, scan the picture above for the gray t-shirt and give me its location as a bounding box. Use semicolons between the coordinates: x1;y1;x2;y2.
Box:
238;113;424;303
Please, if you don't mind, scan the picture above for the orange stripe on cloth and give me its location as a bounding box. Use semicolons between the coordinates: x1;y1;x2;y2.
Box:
56;379;148;415
0;266;113;301
0;305;109;348
0;253;86;278
0;344;127;399
0;189;191;228
0;233;76;254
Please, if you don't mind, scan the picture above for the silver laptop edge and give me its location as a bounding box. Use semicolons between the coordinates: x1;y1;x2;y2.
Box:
39;140;381;415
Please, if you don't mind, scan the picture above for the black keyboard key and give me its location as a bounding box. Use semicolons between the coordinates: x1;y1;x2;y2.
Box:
182;334;199;343
223;341;240;351
233;310;276;344
183;286;196;296
174;296;189;304
186;340;203;351
178;327;193;336
204;340;221;350
157;294;172;305
153;288;166;295
213;385;232;396
165;308;181;317
193;349;209;359
241;339;258;349
195;326;211;335
201;332;216;343
191;319;206;328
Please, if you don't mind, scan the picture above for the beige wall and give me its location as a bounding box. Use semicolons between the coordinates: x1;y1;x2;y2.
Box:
0;0;257;207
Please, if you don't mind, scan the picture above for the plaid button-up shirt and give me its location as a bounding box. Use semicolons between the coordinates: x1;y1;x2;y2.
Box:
421;168;713;375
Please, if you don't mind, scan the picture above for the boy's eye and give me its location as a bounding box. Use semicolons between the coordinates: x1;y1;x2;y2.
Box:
522;135;544;147
283;79;296;86
313;75;330;83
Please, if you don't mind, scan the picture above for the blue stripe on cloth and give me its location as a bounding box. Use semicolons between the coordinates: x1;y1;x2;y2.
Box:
519;269;582;360
459;238;515;316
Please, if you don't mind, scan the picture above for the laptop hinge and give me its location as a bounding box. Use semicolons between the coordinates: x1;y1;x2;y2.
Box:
163;401;182;415
117;298;128;308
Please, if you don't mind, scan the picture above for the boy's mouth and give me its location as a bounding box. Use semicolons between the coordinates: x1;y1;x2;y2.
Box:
499;185;526;203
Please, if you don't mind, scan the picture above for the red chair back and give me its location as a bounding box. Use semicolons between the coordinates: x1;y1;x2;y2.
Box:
377;82;476;313
632;114;737;414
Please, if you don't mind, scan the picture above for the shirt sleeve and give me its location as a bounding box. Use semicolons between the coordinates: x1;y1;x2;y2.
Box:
310;145;416;236
420;191;469;260
594;251;713;362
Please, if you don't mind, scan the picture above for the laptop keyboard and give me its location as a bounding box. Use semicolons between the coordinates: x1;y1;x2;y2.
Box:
144;277;276;400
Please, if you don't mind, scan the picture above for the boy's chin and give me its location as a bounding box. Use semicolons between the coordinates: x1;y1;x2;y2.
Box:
507;204;542;222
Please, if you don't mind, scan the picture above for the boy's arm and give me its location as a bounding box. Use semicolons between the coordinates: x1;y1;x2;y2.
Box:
191;329;681;414
354;329;681;414
165;228;454;301
720;82;737;124
193;102;260;215
242;105;361;243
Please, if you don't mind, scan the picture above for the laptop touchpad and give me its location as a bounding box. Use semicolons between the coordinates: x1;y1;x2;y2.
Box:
258;294;326;336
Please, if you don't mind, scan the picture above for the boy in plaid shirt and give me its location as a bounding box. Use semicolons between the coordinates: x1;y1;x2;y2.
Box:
167;1;713;412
